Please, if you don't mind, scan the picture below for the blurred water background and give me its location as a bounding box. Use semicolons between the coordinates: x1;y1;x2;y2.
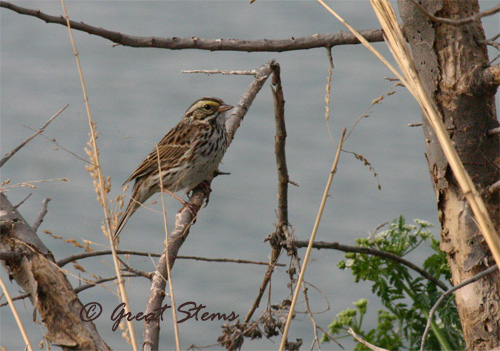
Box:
1;1;498;349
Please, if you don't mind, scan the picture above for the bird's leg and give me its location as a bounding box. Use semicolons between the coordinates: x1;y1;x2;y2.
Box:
198;180;212;207
162;186;200;218
161;187;185;204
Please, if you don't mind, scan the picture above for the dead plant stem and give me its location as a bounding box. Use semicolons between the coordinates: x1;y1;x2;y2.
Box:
279;128;346;350
60;1;137;349
156;144;181;351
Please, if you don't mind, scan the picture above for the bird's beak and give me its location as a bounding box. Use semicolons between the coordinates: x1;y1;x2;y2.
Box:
218;104;233;112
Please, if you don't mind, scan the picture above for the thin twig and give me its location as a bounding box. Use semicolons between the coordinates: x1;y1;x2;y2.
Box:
279;128;347;351
32;198;51;232
119;257;153;279
0;274;33;351
182;69;256;75
242;63;285;327
487;179;500;194
294;256;341;350
13;193;32;209
293;239;448;291
1;178;68;191
226;60;276;145
24;128;90;163
487;126;500;136
0;274;141;308
420;264;498;351
179;255;283;266
0;104;68;168
56;249;280;268
59;1;137;349
409;0;500;26
348;328;389;351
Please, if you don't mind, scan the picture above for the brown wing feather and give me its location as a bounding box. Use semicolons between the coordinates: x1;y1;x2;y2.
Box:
122;121;199;185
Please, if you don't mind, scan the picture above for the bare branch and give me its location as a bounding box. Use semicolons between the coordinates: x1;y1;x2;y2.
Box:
0;274;141;308
348;328;389;351
0;104;68;168
242;64;288;328
32;198;51;232
487;126;500;137
0;1;384;52
182;69;257;75
293;240;448;291
420;264;498;351
471;64;500;94
226;60;276;144
13;193;32;209
409;0;500;26
272;64;290;230
488;179;500;194
56;249;280;268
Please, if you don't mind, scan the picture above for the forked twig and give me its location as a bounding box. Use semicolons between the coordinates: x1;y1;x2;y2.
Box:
0;104;68;168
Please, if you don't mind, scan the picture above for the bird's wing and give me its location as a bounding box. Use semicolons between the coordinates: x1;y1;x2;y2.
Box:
123;121;199;185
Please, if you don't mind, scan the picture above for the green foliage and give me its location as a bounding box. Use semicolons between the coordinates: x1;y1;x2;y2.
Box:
323;216;464;350
320;299;403;351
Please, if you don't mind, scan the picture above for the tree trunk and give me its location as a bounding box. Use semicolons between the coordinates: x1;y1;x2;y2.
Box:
398;1;500;349
0;193;110;351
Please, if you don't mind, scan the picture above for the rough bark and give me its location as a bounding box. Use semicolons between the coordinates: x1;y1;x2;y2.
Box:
0;193;110;351
398;1;500;349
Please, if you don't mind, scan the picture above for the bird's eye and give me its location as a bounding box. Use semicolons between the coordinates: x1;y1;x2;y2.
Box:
203;104;211;110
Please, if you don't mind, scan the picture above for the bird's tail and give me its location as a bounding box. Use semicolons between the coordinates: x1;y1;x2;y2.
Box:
113;183;149;240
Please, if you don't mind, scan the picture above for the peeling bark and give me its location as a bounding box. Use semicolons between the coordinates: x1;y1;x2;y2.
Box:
398;1;500;349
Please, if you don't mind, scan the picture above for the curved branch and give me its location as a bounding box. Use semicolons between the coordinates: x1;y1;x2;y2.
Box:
0;1;384;52
409;0;500;26
56;249;280;267
293;240;449;291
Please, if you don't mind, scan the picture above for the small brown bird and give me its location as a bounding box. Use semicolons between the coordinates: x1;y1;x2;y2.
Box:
114;97;233;239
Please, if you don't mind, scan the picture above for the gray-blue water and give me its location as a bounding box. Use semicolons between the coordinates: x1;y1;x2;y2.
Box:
1;1;498;350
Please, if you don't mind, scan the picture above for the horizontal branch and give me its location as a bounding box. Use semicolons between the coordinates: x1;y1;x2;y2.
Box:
0;274;140;308
0;1;385;52
56;249;282;267
294;240;448;291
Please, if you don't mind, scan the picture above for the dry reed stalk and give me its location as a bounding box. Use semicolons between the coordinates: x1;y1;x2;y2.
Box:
156;144;181;351
60;1;138;349
0;274;33;351
279;128;347;351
